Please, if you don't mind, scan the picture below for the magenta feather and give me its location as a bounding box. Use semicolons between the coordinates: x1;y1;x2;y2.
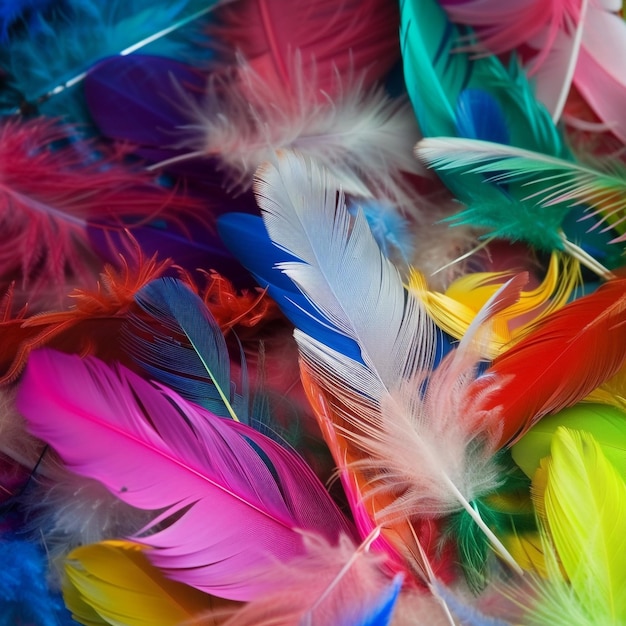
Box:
16;349;353;602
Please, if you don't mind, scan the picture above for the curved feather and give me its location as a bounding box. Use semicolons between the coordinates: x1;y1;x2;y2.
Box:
529;428;626;624
469;277;626;447
416;137;626;242
16;349;353;602
63;540;238;626
399;0;567;157
124;277;248;422
409;252;581;359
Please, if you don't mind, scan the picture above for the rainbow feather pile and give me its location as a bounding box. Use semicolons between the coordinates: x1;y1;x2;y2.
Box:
1;0;626;624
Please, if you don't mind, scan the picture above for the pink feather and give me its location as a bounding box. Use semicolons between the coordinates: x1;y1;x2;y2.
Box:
16;349;353;602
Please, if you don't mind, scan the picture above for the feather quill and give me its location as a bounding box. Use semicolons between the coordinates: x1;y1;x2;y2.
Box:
0;0;220;119
416;137;626;243
16;349;352;601
252;151;523;577
469;277;626;447
124;276;248;422
191;534;403;626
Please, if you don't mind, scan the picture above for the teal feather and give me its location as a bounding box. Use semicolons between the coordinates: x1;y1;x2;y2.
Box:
0;0;217;120
399;0;567;159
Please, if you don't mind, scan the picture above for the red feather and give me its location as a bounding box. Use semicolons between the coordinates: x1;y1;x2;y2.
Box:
470;278;626;447
0;118;201;303
208;0;400;97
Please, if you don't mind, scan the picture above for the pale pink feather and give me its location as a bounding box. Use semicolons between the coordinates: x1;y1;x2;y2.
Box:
16;349;352;602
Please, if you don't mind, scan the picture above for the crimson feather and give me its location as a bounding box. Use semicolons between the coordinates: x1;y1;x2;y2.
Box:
469;278;626;448
0;117;200;304
208;0;400;97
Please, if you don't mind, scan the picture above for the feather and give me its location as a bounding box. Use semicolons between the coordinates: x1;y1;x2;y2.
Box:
124;276;248;422
0;250;172;384
525;428;626;624
511;403;626;480
190;533;403;626
63;540;238;626
0;0;59;41
176;61;423;212
399;0;567;158
416;138;622;277
208;0;400;97
16;349;353;601
468;277;626;447
0;0;220;119
584;359;626;412
252;152;524;577
408;251;581;359
0;538;76;626
416;137;626;243
0;117;201;304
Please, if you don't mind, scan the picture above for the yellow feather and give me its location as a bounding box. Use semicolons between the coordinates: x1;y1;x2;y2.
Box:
531;428;626;624
584;360;626;412
408;252;580;358
63;540;238;626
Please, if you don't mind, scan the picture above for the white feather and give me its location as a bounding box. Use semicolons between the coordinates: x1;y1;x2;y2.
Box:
177;57;425;215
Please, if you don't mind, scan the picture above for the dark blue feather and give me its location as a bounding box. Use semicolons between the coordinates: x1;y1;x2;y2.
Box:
124;276;250;423
454;89;510;144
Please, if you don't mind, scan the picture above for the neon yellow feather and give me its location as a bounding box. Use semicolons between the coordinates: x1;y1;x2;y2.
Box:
63;540;237;626
530;428;626;624
408;252;580;358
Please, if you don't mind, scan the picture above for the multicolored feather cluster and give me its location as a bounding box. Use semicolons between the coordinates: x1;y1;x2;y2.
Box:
2;1;626;625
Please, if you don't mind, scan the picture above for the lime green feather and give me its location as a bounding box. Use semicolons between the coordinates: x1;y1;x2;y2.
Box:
511;403;626;480
529;428;626;624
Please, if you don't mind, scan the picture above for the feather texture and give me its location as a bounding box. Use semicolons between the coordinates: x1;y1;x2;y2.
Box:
527;428;626;624
208;0;400;96
63;540;238;626
191;534;403;626
16;349;353;602
416;137;626;243
469;278;626;447
124;277;248;422
511;403;626;480
0;0;219;118
0;118;200;304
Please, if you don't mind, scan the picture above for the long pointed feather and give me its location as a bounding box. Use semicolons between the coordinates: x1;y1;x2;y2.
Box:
416;137;626;241
16;349;352;602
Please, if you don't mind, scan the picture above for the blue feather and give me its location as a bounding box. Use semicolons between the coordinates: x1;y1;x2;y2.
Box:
218;212;367;364
356;575;403;626
125;276;250;424
454;89;510;145
0;0;218;120
0;539;78;626
218;212;453;366
0;0;59;41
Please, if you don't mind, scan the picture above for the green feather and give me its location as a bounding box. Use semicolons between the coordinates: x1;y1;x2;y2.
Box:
399;0;567;158
446;452;536;592
512;403;626;480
